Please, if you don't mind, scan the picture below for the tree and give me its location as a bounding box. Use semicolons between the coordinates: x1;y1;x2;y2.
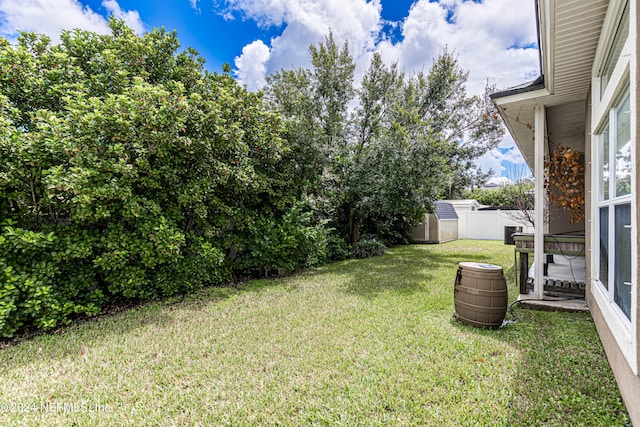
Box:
350;50;504;243
402;52;504;200
264;33;358;242
443;167;494;199
265;40;504;245
264;68;325;196
340;52;403;244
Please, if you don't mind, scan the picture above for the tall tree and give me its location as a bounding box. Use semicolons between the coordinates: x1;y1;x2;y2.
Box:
309;32;355;151
341;53;402;243
264;32;356;233
264;68;325;196
264;40;504;245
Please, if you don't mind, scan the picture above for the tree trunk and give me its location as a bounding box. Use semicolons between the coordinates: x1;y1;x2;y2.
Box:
347;206;361;245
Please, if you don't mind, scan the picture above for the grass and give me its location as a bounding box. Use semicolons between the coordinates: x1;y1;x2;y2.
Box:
0;240;629;426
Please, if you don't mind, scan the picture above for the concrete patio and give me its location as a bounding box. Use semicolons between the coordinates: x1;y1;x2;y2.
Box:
517;255;588;312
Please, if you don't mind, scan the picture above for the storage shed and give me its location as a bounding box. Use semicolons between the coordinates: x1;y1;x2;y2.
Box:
442;199;481;213
410;201;459;244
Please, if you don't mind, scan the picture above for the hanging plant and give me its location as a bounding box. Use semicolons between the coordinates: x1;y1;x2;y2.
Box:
544;146;585;224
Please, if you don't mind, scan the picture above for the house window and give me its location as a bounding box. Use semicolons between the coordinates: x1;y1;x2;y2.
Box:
599;123;609;201
596;86;632;320
591;0;635;372
600;1;629;99
615;92;631;197
614;204;632;317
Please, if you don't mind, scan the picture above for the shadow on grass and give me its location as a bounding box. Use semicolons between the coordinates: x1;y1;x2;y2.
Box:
449;300;629;425
0;278;283;365
0;240;628;425
319;244;498;298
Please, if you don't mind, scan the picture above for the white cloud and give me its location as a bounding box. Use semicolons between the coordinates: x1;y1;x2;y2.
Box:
475;148;508;177
0;0;109;41
234;39;271;90
223;0;382;78
474;134;531;180
102;0;145;34
391;1;447;72
0;0;144;43
225;0;538;97
379;0;539;95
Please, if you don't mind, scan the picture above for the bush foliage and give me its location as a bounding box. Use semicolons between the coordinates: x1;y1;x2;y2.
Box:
0;21;314;336
350;238;387;259
0;21;501;337
463;182;534;208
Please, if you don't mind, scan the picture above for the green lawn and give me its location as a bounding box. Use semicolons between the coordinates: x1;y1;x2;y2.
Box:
0;240;629;426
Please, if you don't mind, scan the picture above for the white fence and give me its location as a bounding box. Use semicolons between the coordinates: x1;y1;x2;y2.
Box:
457;210;534;240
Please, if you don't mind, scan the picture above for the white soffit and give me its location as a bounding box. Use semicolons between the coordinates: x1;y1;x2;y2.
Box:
493;0;609;168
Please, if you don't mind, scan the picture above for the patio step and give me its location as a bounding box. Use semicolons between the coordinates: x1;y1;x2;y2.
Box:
516;293;589;313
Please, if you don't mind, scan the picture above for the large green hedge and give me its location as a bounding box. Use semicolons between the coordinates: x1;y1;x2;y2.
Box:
0;20;327;337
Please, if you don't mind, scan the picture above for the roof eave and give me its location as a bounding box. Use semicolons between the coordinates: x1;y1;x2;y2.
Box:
489;75;545;100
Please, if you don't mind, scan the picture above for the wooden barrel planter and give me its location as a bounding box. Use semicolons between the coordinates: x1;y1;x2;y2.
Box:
454;262;508;329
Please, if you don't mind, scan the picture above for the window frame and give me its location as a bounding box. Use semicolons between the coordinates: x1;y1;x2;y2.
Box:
595;85;632;323
590;0;637;374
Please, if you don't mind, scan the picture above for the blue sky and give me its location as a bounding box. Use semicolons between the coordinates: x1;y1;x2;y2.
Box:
0;0;539;182
78;0;291;73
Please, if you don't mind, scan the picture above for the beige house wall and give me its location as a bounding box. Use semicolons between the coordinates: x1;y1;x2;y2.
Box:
585;78;640;425
589;302;640;424
586;5;640;423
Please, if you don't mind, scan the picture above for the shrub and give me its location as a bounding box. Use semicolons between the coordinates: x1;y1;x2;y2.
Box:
0;225;102;337
235;202;329;276
325;233;351;261
350;238;387;259
0;22;293;337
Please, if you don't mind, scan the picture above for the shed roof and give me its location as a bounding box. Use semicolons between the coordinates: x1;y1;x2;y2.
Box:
434;201;458;220
442;199;480;207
